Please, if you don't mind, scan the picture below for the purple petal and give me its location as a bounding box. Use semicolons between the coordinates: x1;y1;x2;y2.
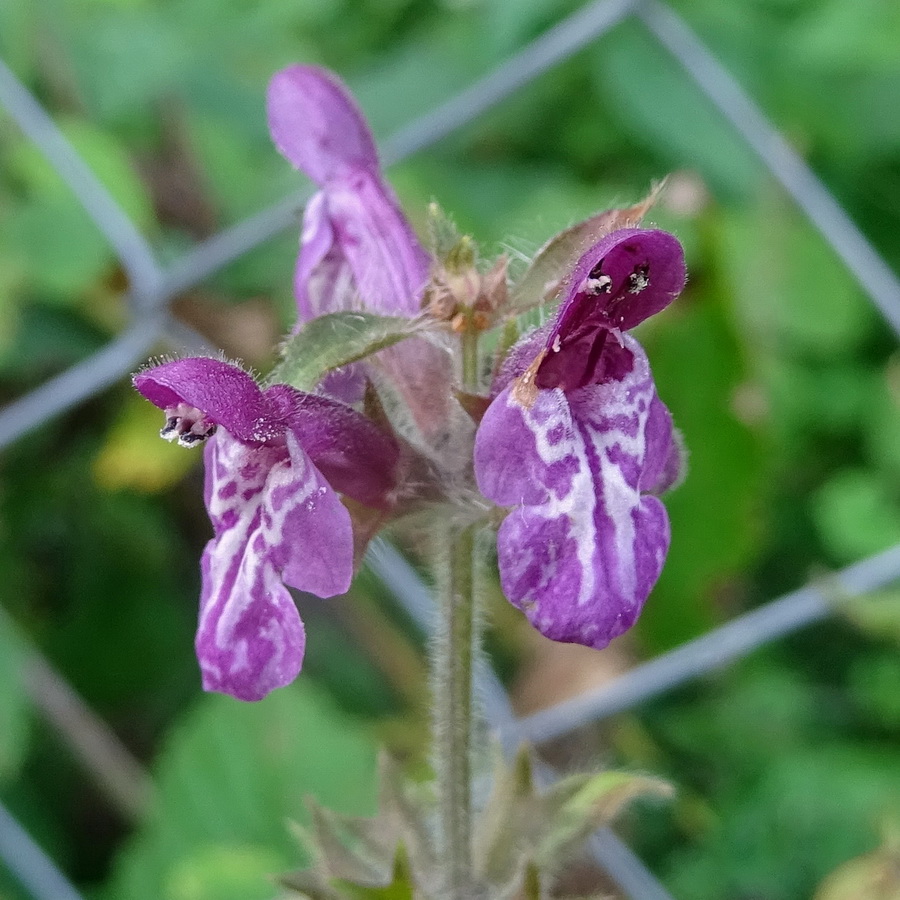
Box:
267;65;379;184
293;192;356;322
196;432;353;701
322;171;430;315
641;394;686;495
267;65;429;317
474;335;671;649
535;229;685;392
564;228;686;330
376;339;459;448
265;385;399;509
315;364;368;405
134;358;283;445
273;432;355;597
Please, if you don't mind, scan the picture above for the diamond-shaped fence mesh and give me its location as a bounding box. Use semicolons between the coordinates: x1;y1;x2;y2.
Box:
2;1;900;898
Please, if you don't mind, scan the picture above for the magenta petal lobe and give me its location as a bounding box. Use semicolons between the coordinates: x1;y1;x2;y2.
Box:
293;191;355;321
195;431;353;701
134;358;282;445
273;432;354;598
322;172;430;315
267;65;379;184
475;336;673;649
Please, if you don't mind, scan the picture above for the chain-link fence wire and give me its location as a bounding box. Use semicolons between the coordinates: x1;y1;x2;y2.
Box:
3;0;900;898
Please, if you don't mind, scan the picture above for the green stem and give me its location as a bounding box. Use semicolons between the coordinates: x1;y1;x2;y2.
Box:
433;522;478;898
461;327;479;393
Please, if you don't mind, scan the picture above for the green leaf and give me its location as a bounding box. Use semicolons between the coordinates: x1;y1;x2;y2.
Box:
271;313;428;392
668;746;900;900
0;613;31;781
507;187;662;314
8;117;155;229
592;20;761;198
104;683;378;900
166;845;285;900
812;469;900;564
8;196;111;300
848;652;900;728
842;590;900;645
720;197;875;357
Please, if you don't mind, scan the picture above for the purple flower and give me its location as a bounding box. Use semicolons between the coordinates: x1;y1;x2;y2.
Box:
474;228;686;649
134;358;398;700
268;64;458;445
267;65;430;321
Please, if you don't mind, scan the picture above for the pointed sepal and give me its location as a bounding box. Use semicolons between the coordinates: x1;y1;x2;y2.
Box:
508;183;665;314
532;771;673;871
474;745;536;887
304;796;397;886
331;845;416;900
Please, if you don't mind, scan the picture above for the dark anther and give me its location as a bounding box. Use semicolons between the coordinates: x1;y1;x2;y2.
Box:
160;417;179;438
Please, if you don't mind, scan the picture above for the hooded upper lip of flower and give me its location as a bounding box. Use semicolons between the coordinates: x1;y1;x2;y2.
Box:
133;356;400;701
267;64;431;321
474;227;686;650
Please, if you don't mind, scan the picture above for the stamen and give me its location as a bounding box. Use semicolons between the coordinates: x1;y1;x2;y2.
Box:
160;403;217;449
628;263;650;294
160;417;180;441
583;274;611;295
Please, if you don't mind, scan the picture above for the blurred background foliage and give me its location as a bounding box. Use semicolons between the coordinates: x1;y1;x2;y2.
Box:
1;0;900;898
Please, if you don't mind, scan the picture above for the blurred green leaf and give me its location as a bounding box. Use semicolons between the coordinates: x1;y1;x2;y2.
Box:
105;683;378;900
789;0;900;74
167;845;284;900
848;652;900;728
864;374;900;480
667;746;900;900
6;117;155;300
185;113;286;222
67;9;191;118
812;468;900;564
8;117;155;228
720;198;875;357
0;617;31;781
8;197;111;300
0;0;37;79
592;21;762;198
843;590;900;645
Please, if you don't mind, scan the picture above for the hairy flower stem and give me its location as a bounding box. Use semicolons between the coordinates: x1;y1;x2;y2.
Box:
461;327;480;394
433;522;479;899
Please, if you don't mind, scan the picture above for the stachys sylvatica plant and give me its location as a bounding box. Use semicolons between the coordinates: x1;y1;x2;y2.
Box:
134;65;686;899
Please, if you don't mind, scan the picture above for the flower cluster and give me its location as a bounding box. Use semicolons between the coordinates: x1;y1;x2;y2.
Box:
135;65;686;700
